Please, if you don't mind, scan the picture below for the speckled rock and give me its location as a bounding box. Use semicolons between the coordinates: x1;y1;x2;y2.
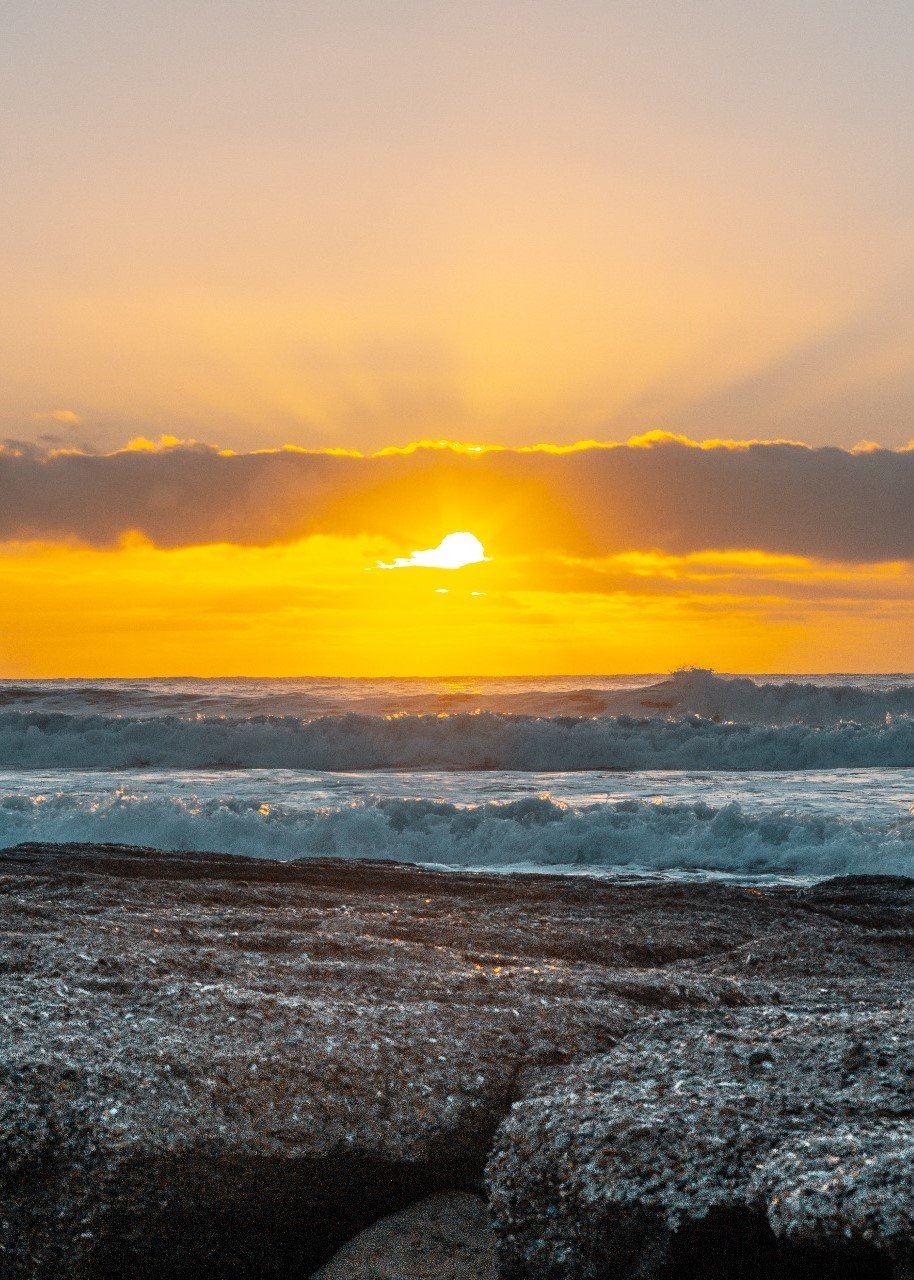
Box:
0;842;757;1279
2;846;913;1279
309;1191;497;1279
487;1003;914;1278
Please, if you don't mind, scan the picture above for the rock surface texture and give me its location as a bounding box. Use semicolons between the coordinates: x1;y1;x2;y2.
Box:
1;845;913;1278
488;876;914;1280
488;1006;914;1279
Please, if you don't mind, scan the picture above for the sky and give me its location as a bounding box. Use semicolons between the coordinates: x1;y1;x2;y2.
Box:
2;1;914;673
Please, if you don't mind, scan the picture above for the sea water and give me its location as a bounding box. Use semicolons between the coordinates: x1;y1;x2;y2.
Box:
2;668;913;881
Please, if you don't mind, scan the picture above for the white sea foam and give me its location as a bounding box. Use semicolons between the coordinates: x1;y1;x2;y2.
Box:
2;789;913;879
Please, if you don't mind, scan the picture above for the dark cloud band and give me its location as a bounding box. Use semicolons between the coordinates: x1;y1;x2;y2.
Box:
1;438;911;561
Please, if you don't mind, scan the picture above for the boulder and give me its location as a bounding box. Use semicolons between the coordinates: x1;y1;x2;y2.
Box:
310;1191;497;1279
488;1005;914;1278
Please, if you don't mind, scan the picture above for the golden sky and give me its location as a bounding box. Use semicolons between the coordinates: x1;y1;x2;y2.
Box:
2;4;913;673
5;532;913;677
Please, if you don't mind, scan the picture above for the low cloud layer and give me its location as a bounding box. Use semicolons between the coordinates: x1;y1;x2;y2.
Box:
2;435;913;562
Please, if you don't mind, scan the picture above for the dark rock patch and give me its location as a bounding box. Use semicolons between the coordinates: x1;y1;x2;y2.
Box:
310;1190;498;1279
662;1208;891;1280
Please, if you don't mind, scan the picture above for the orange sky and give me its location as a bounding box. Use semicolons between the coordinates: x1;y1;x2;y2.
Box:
3;530;913;677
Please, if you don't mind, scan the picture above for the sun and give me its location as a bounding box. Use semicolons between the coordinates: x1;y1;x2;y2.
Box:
378;531;489;570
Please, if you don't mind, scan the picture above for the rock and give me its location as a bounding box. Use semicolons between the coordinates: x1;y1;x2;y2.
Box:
309;1191;497;1279
487;1005;914;1279
2;842;914;1278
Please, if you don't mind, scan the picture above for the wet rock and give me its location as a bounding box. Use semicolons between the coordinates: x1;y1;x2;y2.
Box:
309;1191;497;1279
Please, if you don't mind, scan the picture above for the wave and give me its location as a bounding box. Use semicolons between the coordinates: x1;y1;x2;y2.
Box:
3;790;913;878
2;670;914;725
628;668;914;727
1;707;913;771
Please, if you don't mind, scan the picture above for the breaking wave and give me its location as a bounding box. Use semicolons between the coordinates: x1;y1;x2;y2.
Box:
3;790;914;879
618;668;914;727
2;708;913;771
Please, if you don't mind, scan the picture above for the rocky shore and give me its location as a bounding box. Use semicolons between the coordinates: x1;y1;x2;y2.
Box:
1;843;913;1278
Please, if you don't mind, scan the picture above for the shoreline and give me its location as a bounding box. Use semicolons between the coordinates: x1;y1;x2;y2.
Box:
2;842;913;1277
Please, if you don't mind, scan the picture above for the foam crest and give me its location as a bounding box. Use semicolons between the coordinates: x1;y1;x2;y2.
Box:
635;668;914;726
2;790;913;879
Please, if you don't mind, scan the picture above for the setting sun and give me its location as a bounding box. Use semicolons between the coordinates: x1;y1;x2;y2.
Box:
377;531;489;571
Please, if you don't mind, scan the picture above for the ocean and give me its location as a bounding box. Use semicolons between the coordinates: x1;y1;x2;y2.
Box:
2;668;913;881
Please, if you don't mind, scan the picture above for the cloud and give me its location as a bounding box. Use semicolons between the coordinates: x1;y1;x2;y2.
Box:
2;435;914;562
31;409;82;426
